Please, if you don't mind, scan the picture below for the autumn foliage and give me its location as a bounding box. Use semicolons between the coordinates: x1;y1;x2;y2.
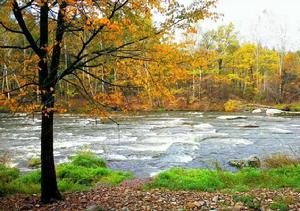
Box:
2;21;300;113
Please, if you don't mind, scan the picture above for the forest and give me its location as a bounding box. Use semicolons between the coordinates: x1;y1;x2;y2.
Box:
1;0;300;210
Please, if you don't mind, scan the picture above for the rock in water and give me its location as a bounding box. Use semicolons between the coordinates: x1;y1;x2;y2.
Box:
239;123;259;128
247;156;261;168
270;128;293;134
228;156;261;168
252;108;263;114
228;160;247;169
266;109;283;116
217;116;247;120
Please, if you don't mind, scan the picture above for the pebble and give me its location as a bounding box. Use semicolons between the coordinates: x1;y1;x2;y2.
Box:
85;205;103;211
194;201;206;207
234;202;243;209
212;196;219;203
186;201;196;209
81;199;88;203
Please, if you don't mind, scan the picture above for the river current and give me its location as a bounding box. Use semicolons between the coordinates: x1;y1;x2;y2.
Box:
0;112;300;177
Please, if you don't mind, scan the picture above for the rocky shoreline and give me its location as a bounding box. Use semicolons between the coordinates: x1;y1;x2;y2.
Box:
1;181;300;211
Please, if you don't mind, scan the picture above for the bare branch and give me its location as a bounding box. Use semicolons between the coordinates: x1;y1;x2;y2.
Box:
58;0;130;81
12;0;42;57
50;1;67;85
0;45;31;50
63;78;119;125
77;67;142;89
1;82;38;95
0;21;23;34
19;0;35;10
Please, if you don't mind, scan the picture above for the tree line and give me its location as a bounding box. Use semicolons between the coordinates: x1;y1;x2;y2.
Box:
2;23;300;114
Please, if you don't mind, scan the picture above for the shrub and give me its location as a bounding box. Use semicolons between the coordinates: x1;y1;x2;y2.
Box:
224;100;243;112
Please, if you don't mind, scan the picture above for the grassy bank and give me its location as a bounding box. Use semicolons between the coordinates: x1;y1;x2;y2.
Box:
147;165;300;192
2;152;300;198
0;152;133;197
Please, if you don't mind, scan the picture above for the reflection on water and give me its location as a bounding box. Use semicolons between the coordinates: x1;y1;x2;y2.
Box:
1;112;300;177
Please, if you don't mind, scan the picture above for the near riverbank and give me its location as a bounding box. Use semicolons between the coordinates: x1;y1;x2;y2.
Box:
1;152;300;210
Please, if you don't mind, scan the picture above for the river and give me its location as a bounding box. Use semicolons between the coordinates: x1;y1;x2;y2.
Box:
0;112;300;177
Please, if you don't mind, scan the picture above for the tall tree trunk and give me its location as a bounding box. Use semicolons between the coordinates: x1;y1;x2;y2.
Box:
218;58;223;72
4;64;10;99
41;93;61;202
198;69;202;101
278;52;284;103
39;2;61;202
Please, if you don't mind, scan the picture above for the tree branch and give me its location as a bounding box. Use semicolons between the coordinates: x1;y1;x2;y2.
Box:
0;21;23;34
62;77;119;125
12;0;42;57
1;82;38;95
0;45;31;50
19;0;35;10
58;0;129;81
77;67;142;89
50;1;67;85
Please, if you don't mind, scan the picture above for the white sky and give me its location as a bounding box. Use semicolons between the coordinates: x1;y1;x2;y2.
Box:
185;0;300;51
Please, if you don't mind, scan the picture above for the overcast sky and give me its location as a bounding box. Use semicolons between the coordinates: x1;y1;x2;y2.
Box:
186;0;300;51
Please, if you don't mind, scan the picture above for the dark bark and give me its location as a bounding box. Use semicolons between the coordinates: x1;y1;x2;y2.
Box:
40;94;61;202
218;58;223;71
39;2;62;203
11;2;62;201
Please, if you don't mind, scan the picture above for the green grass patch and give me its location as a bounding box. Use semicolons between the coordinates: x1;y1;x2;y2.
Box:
70;151;106;168
148;165;300;192
275;102;300;111
0;153;132;197
0;165;20;196
146;168;234;192
270;202;288;211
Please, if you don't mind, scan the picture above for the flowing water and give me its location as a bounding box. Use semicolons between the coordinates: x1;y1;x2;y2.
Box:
1;112;300;177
